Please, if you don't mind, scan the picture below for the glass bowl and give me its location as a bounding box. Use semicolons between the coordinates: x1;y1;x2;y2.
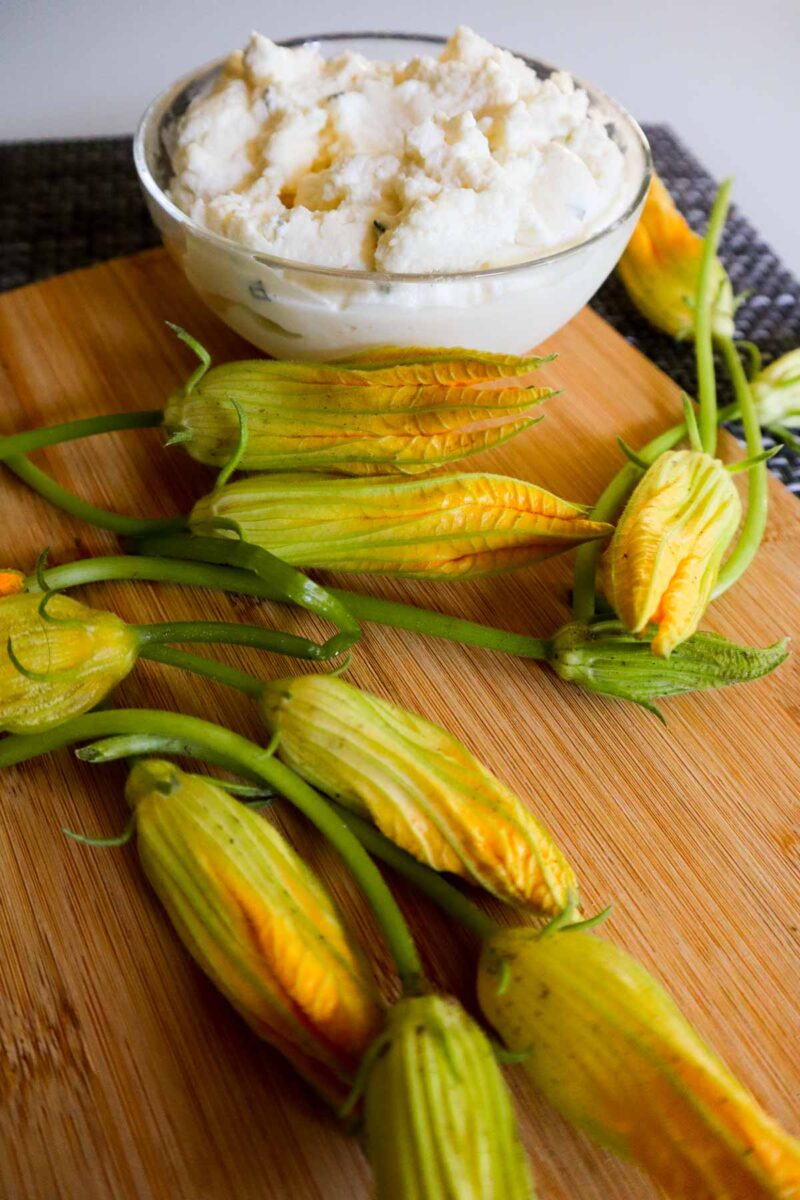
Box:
134;32;651;359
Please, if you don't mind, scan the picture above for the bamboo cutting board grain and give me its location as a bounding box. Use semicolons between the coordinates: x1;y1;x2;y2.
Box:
0;248;799;1200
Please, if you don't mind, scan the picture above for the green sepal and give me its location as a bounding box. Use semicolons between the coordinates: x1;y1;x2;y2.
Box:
548;620;789;714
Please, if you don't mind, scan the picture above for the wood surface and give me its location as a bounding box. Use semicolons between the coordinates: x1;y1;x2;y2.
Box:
0;248;798;1200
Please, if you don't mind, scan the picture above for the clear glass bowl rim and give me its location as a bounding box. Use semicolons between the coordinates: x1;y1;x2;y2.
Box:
133;30;653;284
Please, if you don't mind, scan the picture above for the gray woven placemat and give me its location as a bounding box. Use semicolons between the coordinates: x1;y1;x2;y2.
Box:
1;126;798;490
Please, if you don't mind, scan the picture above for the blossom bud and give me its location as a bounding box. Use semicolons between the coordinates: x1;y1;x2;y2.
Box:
618;173;735;339
752;348;800;430
604;449;741;656
190;472;612;579
164;347;554;476
126;760;383;1105
0;592;138;733
363;994;535;1199
260;674;578;914
479;926;800;1199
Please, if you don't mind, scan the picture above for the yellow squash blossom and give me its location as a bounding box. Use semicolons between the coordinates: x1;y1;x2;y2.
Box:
0;591;138;733
618;174;734;339
479;926;800;1200
259;673;578;914
362;994;536;1199
604;449;741;657
165;345;555;476
190;471;613;579
127;760;383;1106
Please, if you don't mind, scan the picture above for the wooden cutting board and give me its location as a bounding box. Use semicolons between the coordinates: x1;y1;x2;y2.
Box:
0;249;798;1200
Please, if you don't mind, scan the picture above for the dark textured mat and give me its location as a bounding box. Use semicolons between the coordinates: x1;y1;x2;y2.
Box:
1;126;798;490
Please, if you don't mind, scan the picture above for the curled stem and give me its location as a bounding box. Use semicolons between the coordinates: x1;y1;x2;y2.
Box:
167;323;211;395
214;400;248;490
7;634;81;684
131;532;360;655
0;710;426;996
737;340;762;380
4;453;184;538
713;336;768;596
695;178;733;456
62;815;136;848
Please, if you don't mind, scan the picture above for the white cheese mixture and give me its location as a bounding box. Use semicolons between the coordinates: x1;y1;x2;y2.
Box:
169;27;627;273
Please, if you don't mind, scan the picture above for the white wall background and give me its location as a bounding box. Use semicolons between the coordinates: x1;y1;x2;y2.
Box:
2;0;799;275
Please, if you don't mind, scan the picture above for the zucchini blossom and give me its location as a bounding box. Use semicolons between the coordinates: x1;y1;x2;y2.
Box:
190;471;613;579
164;345;555;476
618;174;734;339
361;993;536;1199
127;760;383;1106
260;673;578;914
604;449;741;656
479;925;800;1200
0;591;138;733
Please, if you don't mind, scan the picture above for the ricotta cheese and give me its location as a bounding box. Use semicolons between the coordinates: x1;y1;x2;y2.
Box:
169;27;627;273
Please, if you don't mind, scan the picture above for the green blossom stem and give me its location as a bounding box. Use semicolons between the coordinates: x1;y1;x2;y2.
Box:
4;454;184;538
131;532;360;650
713;336;768;596
6;451;359;651
0;709;425;995
329;591;549;659
133;619;329;661
0;410;163;459
31;555;268;594
136;644;266;698
695;178;733;455
31;554;551;660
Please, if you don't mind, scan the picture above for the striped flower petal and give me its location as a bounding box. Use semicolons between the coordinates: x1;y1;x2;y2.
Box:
190;471;612;579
